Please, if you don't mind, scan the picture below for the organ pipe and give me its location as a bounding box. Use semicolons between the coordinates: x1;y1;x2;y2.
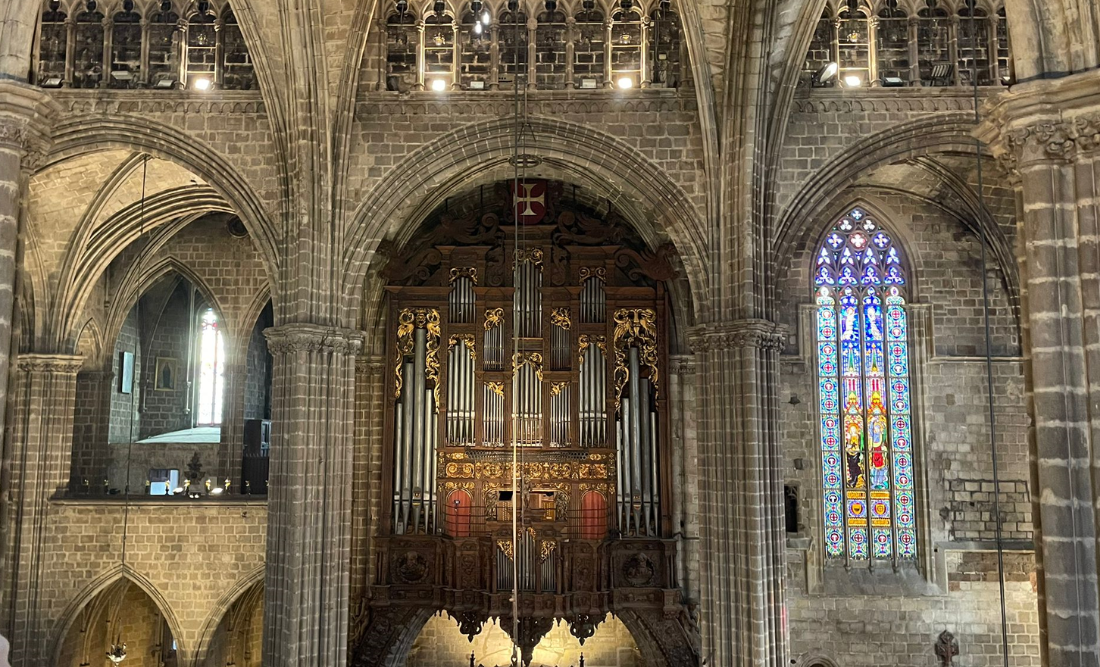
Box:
392;310;440;535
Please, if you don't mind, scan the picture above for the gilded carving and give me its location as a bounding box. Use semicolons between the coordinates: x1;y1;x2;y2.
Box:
514;247;544;266
550;307;571;329
484;307;505;330
448;333;476;361
449;267;478;284
539;540;557;563
612;308;659;410
550;381;568;397
578;266;606;282
513;351;545;380
393;308;441;404
577;334;607;366
486;381;505;396
444;462;475;478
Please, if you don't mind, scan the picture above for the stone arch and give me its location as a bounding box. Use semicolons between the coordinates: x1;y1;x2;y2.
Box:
771;115;1017;314
343;115;712;326
45;115;280;282
50;565;188;667
53;187;234;353
192;565;265;667
74;317;105;369
795;651;841;667
234;285;273;363
351;606;438;667
103;256;226;357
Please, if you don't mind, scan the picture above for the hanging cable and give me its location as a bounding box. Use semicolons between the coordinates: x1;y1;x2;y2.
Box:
120;154;149;567
964;7;1013;667
509;2;524;663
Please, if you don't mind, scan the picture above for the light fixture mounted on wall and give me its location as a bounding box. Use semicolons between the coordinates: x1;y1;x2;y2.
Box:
811;62;838;87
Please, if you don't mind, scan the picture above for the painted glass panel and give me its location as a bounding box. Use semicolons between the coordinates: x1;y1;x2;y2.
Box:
813;207;914;562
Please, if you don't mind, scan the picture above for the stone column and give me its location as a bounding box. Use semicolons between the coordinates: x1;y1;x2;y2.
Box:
0;354;84;667
907;17;920;85
349;355;385;651
688;320;787;667
261;324;363;667
979;72;1100;667
564;17;576;88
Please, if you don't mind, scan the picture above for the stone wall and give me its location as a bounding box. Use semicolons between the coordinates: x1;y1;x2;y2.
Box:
139;282;192;439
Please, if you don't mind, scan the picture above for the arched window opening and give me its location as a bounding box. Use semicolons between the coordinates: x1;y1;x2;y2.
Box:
241;300;273;495
917;6;952;85
499;10;529;85
185;9;218;88
649;7;682;88
572;7;606;88
459;8;491;89
109;9;142;88
610;9;642;88
386;11;419;92
424;13;456;91
73;9;105;88
957;6;991;86
445;489;474;537
36;6;67;86
875;6;909;83
814;207;916;564
535;10;568;90
147;9;181;87
221;8;256;89
196;307;226;427
994;6;1013;83
837;8;870;87
803;10;834;85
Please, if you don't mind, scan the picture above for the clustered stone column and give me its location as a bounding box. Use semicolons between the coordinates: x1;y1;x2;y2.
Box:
980;71;1100;667
349;354;386;649
261;324;364;667
688;319;787;667
1;354;84;667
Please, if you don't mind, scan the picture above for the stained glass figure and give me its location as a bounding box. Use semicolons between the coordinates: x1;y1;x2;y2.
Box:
814;207;914;562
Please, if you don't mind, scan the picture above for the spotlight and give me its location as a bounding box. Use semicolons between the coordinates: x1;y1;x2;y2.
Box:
431;78;447;91
843;74;862;87
474;20;483;33
881;76;905;87
153;75;178;88
482;9;490;23
811;61;838;87
211;487;224;495
173;486;184;495
617;76;633;89
39;76;63;88
192;76;213;91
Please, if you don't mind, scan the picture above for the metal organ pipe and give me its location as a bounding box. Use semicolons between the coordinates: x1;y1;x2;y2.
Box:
615;346;659;536
393;326;440;535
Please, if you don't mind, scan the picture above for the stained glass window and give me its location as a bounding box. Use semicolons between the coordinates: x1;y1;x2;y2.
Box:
814;207;915;562
196;308;226;426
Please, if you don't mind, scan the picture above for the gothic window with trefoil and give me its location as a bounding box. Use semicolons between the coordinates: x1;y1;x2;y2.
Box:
814;207;916;564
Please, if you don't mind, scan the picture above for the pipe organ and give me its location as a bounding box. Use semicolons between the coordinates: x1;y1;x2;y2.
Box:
368;181;689;665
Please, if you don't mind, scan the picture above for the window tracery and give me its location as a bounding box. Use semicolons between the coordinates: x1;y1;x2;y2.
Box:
814;207;916;564
802;0;1013;87
35;0;255;90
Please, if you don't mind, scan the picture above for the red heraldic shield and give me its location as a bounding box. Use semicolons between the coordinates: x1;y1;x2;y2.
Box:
510;180;548;224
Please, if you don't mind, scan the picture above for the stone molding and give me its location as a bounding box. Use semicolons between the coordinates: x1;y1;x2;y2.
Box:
264;324;365;356
686;319;785;353
0;82;60;167
791;92;984;115
16;354;85;374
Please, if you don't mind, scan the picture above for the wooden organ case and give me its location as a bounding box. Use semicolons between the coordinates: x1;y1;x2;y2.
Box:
363;182;696;667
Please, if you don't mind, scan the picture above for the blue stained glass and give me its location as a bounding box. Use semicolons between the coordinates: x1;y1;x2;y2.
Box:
815;209;914;563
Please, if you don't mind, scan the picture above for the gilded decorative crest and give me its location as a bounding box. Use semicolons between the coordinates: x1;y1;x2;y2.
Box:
550;307;571;329
486;381;505;396
448;333;476;361
514;247;545;266
577;334;607;366
550;382;568;397
612;308;658;410
579;267;606;282
449;267;478;284
394;308;442;402
484;307;505;330
539;540;557;563
513;351;545;381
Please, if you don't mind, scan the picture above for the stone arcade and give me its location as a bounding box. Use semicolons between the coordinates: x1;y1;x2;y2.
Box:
0;0;1096;666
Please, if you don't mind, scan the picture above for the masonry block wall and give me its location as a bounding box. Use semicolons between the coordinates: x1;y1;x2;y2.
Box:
139;282;191;439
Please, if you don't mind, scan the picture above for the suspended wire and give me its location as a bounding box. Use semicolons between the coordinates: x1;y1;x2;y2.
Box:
120;154;149;567
509;2;525;662
964;7;1011;667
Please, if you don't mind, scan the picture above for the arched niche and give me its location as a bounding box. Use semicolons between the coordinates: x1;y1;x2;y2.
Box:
56;578;180;667
199;581;264;667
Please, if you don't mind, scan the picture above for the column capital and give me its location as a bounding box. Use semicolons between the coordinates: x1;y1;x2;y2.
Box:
0;81;60;170
16;354;84;375
355;354;386;375
686;318;785;353
264;323;365;356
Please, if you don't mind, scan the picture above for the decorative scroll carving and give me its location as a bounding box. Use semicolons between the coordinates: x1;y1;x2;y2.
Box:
578;266;606;282
16;354;84;374
615;243;679;282
577;334;607;366
500;616;556;666
550;381;568;397
483;307;505;330
567;613;603;645
497;539;514;561
539;540;557;562
514;247;544;266
612;308;659;410
513;351;545;380
449;267;478;284
485;381;505;396
393;308;441;402
448;333;476;360
449;611;488;641
555;209;626;245
550;307;571;329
